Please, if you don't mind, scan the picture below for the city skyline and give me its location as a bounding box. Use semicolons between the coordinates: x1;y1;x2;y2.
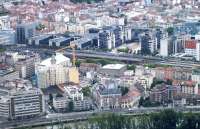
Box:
0;0;200;129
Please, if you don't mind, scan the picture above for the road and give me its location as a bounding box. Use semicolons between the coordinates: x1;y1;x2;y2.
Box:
7;46;200;68
1;107;200;129
64;50;200;68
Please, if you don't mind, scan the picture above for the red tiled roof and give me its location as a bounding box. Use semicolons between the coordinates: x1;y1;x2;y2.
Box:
172;80;196;87
121;89;141;100
185;40;197;49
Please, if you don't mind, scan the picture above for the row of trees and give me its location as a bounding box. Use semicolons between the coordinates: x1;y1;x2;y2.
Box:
43;110;200;129
85;58;120;66
70;0;104;4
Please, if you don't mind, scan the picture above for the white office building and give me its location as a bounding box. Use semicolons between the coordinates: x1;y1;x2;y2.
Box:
160;38;169;57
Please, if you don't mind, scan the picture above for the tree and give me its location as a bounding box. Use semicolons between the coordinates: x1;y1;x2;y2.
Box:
179;113;198;129
75;111;200;129
120;86;129;96
144;63;156;68
64;126;72;129
151;109;179;129
127;64;136;71
166;79;173;85
68;101;74;112
139;97;160;107
36;23;45;31
70;0;104;3
0;47;5;53
49;94;53;104
75;60;81;67
117;47;129;53
167;27;174;36
81;86;91;97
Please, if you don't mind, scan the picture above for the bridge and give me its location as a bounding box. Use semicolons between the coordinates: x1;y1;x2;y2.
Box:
64;50;200;68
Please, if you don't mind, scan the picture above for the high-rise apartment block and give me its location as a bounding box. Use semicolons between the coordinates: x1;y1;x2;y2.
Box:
16;22;36;44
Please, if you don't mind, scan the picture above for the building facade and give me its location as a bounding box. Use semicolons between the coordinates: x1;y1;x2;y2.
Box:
16;22;36;44
0;79;45;119
36;53;71;89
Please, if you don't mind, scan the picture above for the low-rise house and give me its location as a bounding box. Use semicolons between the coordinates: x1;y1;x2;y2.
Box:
99;64;127;77
64;85;84;101
53;95;70;112
120;89;141;108
135;74;154;89
96;87;121;109
173;80;198;94
0;64;19;83
119;76;136;87
135;66;156;77
173;94;200;107
79;63;101;74
155;67;192;81
57;84;93;112
74;97;92;111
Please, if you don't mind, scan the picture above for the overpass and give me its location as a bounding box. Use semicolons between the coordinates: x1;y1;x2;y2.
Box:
7;46;200;68
1;107;200;129
64;50;200;68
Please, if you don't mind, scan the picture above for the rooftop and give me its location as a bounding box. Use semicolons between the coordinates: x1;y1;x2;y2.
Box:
40;53;70;67
0;64;15;77
0;79;37;95
120;89;141;100
99;88;121;96
102;64;126;70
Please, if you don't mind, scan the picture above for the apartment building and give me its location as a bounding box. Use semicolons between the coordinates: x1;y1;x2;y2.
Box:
0;64;19;83
0;79;45;119
5;51;40;78
150;84;181;103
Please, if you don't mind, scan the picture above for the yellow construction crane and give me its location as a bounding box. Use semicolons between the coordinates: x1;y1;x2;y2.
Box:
55;42;76;66
55;42;80;84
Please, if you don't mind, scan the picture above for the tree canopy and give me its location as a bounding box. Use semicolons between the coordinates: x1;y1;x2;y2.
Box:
70;0;104;4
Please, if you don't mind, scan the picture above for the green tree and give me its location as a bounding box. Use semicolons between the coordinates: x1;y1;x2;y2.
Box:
64;126;72;129
0;46;6;52
81;86;91;97
75;60;81;67
179;113;199;129
151;109;179;129
70;0;104;3
49;93;53;104
117;47;129;53
36;23;45;30
150;78;165;89
166;79;173;85
139;97;160;107
68;101;74;112
120;86;129;96
127;64;136;71
167;27;174;36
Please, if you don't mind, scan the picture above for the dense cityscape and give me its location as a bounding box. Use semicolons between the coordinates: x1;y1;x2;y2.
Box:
0;0;200;129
